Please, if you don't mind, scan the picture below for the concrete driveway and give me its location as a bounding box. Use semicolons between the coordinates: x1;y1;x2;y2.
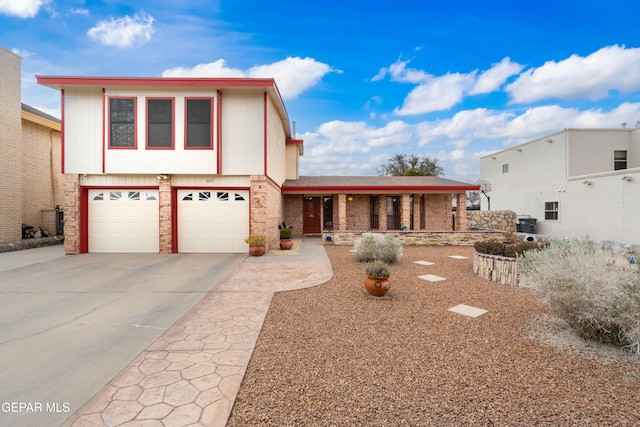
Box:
0;245;246;427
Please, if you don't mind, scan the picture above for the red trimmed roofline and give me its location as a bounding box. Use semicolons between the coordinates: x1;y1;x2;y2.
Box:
36;75;278;88
286;139;303;145
282;185;480;193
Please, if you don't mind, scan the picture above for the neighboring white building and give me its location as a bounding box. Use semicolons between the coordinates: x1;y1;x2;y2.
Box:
480;128;640;244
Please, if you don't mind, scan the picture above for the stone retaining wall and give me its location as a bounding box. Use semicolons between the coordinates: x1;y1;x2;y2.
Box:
323;230;504;246
468;210;517;232
473;252;518;286
0;236;64;253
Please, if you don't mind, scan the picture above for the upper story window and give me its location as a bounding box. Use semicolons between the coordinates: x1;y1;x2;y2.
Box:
502;163;509;173
147;98;174;149
544;201;559;220
109;98;135;148
614;150;627;170
186;99;213;149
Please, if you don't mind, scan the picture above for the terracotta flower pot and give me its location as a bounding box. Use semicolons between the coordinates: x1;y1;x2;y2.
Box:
249;245;266;256
364;275;391;297
279;239;294;250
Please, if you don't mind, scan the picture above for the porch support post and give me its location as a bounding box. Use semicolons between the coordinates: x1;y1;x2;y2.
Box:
379;196;387;230
63;174;80;254
401;193;411;230
158;175;172;254
455;193;468;231
337;193;347;230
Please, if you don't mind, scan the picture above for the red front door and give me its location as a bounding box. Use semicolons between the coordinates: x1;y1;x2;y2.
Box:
303;197;322;234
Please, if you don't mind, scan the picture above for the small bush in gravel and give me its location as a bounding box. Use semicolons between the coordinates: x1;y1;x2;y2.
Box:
365;260;391;278
354;233;402;264
474;240;545;257
518;238;640;354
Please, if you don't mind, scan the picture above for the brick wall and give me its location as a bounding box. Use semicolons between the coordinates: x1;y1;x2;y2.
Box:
0;48;22;243
21;120;63;235
250;175;282;249
424;194;451;230
159;176;172;254
283;195;303;236
63;174;80;254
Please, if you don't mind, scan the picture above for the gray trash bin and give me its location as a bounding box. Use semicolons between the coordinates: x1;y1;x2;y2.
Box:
519;218;537;234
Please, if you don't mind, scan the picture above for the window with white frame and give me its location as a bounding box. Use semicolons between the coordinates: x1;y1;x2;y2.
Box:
614;150;627;170
544;201;559;220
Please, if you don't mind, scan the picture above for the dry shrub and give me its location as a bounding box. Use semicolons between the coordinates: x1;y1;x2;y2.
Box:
518;238;640;354
354;233;402;264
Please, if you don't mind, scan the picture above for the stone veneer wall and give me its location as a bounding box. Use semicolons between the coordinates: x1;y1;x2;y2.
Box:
473;252;518;286
63;174;81;254
468;210;517;232
323;230;504;246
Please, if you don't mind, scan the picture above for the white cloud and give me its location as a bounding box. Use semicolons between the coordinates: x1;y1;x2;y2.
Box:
0;0;47;18
162;59;245;78
163;56;336;100
394;72;476;115
469;57;524;95
69;8;89;15
11;48;33;58
87;12;154;47
506;45;640;104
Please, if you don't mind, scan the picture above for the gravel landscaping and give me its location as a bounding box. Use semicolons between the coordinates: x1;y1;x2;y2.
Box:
227;245;640;426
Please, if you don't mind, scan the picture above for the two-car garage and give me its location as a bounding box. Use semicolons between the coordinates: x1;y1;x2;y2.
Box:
87;188;249;253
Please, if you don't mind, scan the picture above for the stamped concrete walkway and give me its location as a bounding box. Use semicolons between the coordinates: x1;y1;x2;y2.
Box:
63;239;332;427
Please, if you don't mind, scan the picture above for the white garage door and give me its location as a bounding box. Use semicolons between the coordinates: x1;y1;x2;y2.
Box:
178;189;249;253
88;189;160;253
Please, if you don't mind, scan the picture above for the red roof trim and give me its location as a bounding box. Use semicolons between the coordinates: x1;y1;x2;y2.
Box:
36;75;277;88
286;139;303;145
282;185;480;192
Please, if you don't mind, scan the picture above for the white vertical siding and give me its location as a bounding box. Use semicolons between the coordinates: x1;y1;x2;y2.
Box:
220;92;264;175
64;88;103;173
266;96;287;184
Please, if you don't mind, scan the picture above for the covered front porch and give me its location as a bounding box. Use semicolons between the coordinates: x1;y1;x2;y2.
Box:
281;176;479;237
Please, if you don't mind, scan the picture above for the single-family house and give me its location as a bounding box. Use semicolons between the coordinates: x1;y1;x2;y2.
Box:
0;47;63;245
36;75;478;254
480;128;640;244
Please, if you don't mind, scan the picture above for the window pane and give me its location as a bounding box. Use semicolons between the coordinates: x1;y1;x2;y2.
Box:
148;99;173;148
614;150;627;170
109;99;135;147
186;100;211;148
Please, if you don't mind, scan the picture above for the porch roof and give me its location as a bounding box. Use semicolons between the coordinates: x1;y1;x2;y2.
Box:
282;175;479;194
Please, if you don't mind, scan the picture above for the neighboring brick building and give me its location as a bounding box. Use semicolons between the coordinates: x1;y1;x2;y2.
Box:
0;47;63;244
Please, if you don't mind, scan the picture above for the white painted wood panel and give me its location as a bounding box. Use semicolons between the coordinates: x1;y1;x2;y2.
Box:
266;96;287;184
221;93;263;175
64;89;103;173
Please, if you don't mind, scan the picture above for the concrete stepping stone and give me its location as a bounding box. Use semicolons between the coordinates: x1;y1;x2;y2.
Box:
414;260;435;266
448;255;469;259
418;274;446;282
447;304;488;318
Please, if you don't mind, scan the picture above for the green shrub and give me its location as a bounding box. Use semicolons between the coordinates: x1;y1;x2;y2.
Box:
354;233;402;264
474;240;545;257
518;238;640;354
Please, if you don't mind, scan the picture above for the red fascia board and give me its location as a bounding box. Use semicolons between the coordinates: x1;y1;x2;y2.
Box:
36;75;277;89
281;185;480;193
286;139;303;145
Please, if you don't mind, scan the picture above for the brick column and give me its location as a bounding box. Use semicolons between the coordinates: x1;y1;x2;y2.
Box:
401;193;411;229
337;194;347;230
455;193;468;231
379;196;387;230
63;174;80;254
159;175;172;254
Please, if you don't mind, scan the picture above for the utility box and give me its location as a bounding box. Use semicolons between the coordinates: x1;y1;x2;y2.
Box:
519;218;537;234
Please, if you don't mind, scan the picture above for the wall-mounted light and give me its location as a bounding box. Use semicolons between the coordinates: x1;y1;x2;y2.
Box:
157;174;168;180
621;176;632;182
516;148;522;152
347;195;353;202
583;180;592;186
546;138;553;143
491;156;496;160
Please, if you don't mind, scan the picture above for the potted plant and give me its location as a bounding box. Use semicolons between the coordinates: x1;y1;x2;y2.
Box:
364;260;391;297
279;227;293;250
245;235;268;256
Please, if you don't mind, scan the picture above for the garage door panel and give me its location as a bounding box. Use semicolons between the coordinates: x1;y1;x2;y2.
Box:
89;189;159;253
178;189;249;253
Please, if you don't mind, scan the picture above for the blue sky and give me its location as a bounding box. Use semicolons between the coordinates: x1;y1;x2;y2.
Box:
3;0;640;182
